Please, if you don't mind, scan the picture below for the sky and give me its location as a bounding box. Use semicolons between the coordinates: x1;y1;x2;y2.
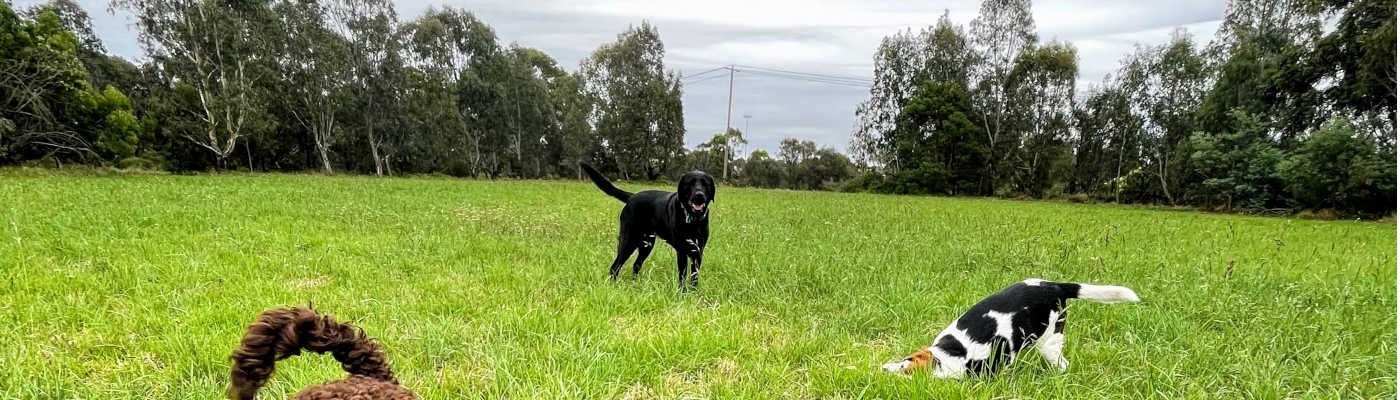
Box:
18;0;1228;156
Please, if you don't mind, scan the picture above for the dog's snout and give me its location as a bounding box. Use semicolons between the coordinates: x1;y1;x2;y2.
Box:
690;192;707;204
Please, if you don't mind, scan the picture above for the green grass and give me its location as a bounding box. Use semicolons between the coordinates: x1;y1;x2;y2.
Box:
0;173;1393;399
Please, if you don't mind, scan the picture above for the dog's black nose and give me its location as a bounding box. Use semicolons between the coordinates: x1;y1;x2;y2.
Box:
690;192;707;204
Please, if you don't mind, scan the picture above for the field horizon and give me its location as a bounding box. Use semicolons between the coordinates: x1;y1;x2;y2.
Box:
1;173;1394;399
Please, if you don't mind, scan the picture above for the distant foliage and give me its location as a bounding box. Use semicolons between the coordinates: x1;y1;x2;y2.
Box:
0;0;1393;217
1280;118;1396;217
851;0;1396;216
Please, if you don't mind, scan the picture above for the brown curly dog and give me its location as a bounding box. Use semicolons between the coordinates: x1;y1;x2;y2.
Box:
227;307;415;399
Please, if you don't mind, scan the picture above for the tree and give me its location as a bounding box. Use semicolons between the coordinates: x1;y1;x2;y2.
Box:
116;0;276;170
579;22;684;180
851;11;973;168
968;0;1037;194
498;45;564;178
852;30;921;167
1280;117;1396;216
0;3;97;163
93;85;141;160
801;147;856;190
1177;111;1286;211
1312;0;1396;146
886;80;986;195
330;0;401;175
1007;41;1077;196
1072;82;1143;200
692;127;746;180
272;0;352;173
402;7;498;176
690;133;728;174
1119;30;1209;203
547;69;596;179
736;149;783;188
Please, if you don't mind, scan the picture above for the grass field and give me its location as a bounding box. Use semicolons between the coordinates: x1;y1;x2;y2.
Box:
0;173;1394;399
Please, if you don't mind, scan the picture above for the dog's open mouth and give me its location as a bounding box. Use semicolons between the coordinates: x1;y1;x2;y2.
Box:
690;202;706;212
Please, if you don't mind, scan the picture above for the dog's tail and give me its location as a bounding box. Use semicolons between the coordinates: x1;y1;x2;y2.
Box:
227;307;396;400
1060;281;1139;304
1030;279;1139;304
580;163;632;203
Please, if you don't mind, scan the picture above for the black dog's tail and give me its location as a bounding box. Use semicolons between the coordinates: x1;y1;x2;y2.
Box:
580;163;632;203
227;307;396;400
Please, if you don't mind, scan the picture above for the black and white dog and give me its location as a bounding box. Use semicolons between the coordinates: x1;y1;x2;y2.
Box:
581;163;715;290
882;279;1139;378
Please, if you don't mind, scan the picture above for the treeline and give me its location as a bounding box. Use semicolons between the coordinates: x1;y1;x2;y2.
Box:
0;0;694;180
689;133;856;190
3;0;1393;216
852;0;1396;217
0;0;856;187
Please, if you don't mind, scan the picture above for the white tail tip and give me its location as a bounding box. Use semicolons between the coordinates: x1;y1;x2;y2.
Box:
1076;284;1139;303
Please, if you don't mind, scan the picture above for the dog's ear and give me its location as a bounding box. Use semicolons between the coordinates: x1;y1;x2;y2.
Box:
908;348;936;370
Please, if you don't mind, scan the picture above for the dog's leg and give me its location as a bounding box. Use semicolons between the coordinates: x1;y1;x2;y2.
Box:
609;235;639;281
687;250;702;290
1036;310;1069;371
632;235;654;278
675;248;689;291
684;235;705;290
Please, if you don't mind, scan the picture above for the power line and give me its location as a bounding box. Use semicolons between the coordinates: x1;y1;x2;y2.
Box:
680;64;873;88
681;66;728;79
733;69;871;87
732;64;872;84
683;73;729;84
737;71;870;87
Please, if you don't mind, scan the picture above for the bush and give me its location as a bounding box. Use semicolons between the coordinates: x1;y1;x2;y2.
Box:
1280;118;1396;217
117;156;160;170
838;172;883;193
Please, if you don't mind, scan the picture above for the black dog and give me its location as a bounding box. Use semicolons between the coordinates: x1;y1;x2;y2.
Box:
581;163;714;290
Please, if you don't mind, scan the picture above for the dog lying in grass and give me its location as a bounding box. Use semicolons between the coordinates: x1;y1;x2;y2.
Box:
228;307;414;399
882;279;1139;378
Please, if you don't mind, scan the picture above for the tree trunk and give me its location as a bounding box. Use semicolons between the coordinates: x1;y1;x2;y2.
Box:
367;109;382;176
1157;159;1174;204
369;131;383;176
315;131;333;174
1113;139;1124;203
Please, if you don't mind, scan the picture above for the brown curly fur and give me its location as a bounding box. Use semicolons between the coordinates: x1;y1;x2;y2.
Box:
228;307;415;400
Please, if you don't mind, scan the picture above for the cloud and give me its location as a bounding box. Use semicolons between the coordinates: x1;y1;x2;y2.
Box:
18;0;1228;156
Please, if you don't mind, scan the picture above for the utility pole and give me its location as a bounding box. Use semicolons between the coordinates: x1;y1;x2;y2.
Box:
723;65;734;180
742;112;752;161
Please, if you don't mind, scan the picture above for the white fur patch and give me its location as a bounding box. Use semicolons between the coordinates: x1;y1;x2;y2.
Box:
927;326;974;378
1036;311;1069;371
881;360;910;373
985;311;1017;341
1022;278;1045;286
1077;284;1140;303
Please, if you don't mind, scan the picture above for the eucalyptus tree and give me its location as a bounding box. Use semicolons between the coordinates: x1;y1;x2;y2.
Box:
579;22;684;180
116;0;277;169
968;0;1036;193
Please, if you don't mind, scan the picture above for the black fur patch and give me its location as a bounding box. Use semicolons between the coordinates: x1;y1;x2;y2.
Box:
935;335;966;358
943;280;1082;375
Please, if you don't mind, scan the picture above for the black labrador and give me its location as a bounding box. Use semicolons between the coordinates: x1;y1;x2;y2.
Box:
581;163;715;290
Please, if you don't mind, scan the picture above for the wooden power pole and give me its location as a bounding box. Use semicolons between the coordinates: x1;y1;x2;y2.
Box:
724;65;734;180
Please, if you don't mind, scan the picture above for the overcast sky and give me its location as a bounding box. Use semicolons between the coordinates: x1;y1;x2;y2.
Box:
19;0;1227;156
